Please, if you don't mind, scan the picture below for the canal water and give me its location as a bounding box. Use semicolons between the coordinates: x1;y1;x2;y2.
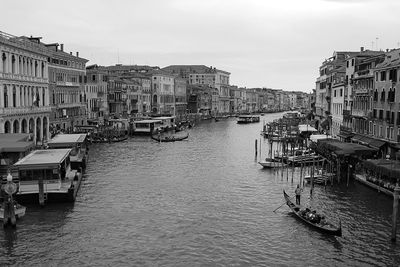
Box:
2;112;400;266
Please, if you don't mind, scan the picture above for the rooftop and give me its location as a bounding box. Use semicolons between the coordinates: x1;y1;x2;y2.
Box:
0;134;34;153
48;134;87;146
14;149;71;167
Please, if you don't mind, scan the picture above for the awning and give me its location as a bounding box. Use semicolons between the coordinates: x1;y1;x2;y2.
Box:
369;139;386;149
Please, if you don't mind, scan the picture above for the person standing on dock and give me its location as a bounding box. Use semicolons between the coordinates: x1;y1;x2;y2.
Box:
295;184;302;205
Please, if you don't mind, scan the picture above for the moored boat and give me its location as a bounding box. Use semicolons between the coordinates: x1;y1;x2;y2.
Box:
258;158;286;168
283;190;342;236
151;133;189;142
12;149;83;206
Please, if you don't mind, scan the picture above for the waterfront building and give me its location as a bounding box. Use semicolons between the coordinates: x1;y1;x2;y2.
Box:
316;51;358;133
107;77;126;117
330;67;345;138
370;48;400;156
46;43;88;133
349;51;384;138
85;65;108;124
187;84;212;115
0;32;51;143
174;77;187;116
151;71;175;115
162;65;231;114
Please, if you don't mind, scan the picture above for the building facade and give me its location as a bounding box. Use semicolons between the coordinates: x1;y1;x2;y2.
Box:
85;65;108;124
47;44;88;132
0;32;51;143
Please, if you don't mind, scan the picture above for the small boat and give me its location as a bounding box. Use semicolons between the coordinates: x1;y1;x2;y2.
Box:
151;133;189;142
283;190;342;236
0;202;26;220
258;158;286;168
304;173;335;185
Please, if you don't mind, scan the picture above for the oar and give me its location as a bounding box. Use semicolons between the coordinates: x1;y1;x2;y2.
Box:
273;195;293;212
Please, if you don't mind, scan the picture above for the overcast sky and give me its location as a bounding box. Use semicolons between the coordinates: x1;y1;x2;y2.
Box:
1;0;400;92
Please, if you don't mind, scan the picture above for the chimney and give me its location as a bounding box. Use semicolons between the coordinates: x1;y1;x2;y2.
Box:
386;49;389;52
60;44;64;51
70;52;72;55
76;52;79;57
360;47;364;52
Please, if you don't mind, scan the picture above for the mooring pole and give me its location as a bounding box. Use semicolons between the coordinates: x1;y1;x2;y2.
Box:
255;139;258;157
392;182;400;242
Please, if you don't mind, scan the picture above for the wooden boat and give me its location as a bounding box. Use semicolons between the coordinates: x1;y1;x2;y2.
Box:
0;202;26;220
304;173;335;185
283;190;342;236
151;133;189;142
258;158;286;168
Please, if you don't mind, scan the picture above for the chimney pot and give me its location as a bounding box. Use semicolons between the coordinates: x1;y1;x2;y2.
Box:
60;44;64;51
76;52;79;57
70;52;72;55
386;49;389;52
360;47;364;52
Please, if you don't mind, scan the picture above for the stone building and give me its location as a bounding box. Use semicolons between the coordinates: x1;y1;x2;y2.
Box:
151;71;175;114
46;43;88;132
85;64;108;124
0;32;51;143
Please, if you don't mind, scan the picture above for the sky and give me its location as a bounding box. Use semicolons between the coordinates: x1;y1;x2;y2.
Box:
1;0;400;92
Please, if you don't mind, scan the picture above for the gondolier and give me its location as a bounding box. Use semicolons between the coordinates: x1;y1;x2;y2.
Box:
295;184;302;205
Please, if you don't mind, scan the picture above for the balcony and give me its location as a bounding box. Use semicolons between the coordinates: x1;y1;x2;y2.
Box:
0;105;52;115
56;81;80;87
352;109;368;118
0;73;48;84
57;102;85;109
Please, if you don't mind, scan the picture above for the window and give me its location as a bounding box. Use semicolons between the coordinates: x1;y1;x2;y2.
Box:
334;90;337;97
352;59;355;66
379;126;383;137
386;127;390;139
381;89;385;101
3;86;8;108
340;89;343;97
379;109;383;119
347;61;349;68
380;71;386;81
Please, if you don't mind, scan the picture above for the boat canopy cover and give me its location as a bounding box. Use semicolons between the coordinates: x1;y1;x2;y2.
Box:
48;134;87;147
0;133;34;152
14;149;72;169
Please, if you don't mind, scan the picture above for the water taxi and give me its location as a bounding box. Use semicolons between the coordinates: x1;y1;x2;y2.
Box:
12;149;82;205
47;134;89;171
237;115;260;124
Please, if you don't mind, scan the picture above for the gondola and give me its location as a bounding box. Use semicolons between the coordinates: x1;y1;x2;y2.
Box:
151;133;189;142
283;190;342;236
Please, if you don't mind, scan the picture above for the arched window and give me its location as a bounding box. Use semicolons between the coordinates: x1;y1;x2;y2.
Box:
34;61;38;77
3;85;8;108
2;53;6;72
12;86;16;107
392;88;396;102
373;89;378;101
11;55;15;74
381;89;385;101
41;62;44;78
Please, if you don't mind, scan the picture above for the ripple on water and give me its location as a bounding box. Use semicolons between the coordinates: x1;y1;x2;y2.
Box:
2;116;400;266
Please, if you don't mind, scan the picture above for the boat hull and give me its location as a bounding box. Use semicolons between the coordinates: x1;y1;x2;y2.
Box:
283;190;341;236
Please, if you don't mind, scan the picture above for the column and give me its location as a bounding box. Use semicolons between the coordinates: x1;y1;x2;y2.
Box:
0;85;3;108
33;117;37;144
46;117;50;141
40;117;43;142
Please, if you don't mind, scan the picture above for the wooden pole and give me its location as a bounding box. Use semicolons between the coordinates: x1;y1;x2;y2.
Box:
255;139;258;157
392;183;400;242
311;155;315;195
39;169;45;206
347;160;350;187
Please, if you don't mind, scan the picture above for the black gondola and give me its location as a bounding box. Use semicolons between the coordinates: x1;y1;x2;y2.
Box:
151;133;189;142
283;190;342;236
